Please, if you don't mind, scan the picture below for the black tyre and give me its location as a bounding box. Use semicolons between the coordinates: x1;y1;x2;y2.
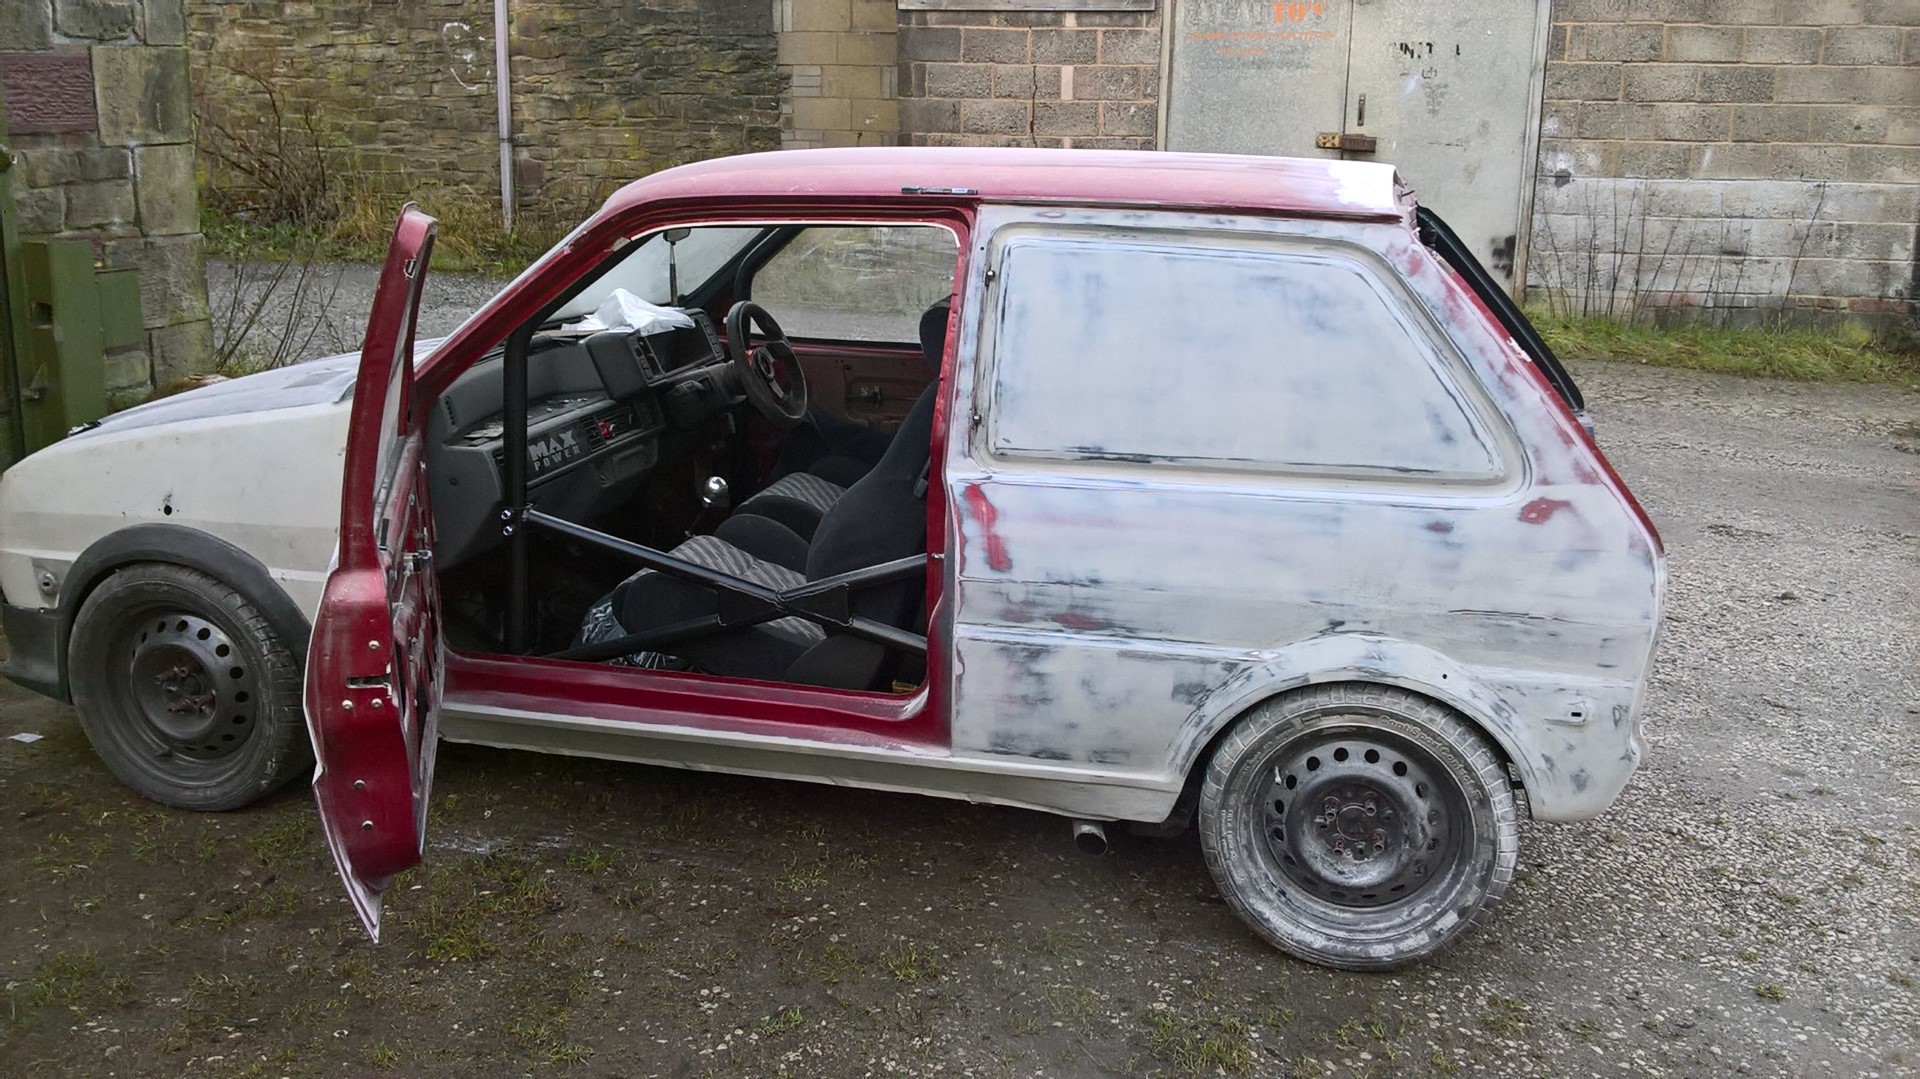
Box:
1198;684;1518;970
68;563;311;811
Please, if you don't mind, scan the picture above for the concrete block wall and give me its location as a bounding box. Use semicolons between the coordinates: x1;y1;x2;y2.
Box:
2;0;210;398
896;7;1163;149
1532;0;1920;330
777;0;900;147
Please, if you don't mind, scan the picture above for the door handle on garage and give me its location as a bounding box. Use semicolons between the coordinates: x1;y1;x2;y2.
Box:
1316;132;1378;154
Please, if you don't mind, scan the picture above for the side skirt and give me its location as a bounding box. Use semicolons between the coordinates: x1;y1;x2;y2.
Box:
438;702;1182;822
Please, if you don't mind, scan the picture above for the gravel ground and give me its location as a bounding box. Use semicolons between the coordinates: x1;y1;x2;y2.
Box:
2;320;1917;1075
206;260;511;365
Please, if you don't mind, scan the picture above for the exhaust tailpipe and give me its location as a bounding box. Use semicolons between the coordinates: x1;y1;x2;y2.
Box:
1072;820;1109;856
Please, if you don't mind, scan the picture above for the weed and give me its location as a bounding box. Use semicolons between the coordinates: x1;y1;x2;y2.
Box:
775;858;828;893
245;813;313;867
4;951;107;1021
1035;925;1081;958
565;847;618;875
1754;984;1788;1001
883;945;943;982
1047;986;1101;1027
1141;1009;1254;1076
203;883;303;928
1260;1003;1295;1027
1480;994;1531;1037
368;1043;401;1068
1005;1010;1043;1036
758;1006;804;1037
1533;310;1916;384
414;853;560;963
1430;1050;1462;1076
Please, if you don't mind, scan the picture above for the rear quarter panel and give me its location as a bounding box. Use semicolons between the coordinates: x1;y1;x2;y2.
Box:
941;206;1663;822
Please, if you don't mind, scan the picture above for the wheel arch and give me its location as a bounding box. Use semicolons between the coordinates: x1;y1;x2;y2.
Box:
1170;636;1531;816
47;524;312;703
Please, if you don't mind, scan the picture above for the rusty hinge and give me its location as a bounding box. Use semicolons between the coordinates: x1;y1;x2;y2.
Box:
1315;132;1378;154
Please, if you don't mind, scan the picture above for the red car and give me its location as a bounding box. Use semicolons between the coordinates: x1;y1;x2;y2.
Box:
55;148;1676;971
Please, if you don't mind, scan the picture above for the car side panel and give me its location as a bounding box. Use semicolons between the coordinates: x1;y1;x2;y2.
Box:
941;206;1663;822
0;401;350;622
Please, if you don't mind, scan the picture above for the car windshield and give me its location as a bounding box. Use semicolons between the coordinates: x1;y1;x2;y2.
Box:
548;226;765;323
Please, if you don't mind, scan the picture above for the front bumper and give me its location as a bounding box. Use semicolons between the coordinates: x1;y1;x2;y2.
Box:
0;602;65;702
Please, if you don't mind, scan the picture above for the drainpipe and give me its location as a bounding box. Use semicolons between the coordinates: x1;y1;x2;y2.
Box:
494;0;514;231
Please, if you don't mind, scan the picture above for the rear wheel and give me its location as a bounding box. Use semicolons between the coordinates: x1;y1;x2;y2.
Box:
68;563;310;811
1198;684;1517;970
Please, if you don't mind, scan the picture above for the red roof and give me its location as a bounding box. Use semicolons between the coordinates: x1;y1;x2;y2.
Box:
599;147;1410;222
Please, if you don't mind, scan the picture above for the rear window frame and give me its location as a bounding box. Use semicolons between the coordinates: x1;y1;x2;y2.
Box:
974;218;1517;488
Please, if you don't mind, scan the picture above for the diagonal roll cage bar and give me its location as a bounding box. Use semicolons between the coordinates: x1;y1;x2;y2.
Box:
519;507;930;662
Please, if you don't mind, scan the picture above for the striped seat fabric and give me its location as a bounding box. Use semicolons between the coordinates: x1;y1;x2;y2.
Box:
732;471;848;539
572;535;825;668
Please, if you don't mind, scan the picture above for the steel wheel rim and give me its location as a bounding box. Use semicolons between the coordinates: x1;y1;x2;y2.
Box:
1257;721;1473;917
108;607;263;767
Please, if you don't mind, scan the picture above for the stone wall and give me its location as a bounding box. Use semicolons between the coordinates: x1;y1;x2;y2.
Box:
778;0;899;148
187;0;783;218
1531;0;1920;330
896;7;1163;150
1;0;210;401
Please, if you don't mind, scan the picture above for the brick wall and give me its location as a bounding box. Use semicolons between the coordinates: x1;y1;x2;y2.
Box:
897;8;1162;149
188;0;783;217
1532;1;1920;329
778;0;900;148
2;0;209;400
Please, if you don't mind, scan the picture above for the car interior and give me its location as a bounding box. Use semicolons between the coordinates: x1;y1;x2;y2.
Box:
424;222;959;694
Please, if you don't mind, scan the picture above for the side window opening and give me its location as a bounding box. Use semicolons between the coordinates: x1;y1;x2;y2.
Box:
985;231;1502;482
752;226;959;344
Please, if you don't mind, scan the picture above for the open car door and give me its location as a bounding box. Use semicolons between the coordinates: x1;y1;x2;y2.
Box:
304;206;440;940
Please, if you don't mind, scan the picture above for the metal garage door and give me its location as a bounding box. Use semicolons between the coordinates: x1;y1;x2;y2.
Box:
1163;0;1551;292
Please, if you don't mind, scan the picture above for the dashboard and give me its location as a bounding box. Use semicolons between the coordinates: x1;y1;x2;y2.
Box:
425;309;737;567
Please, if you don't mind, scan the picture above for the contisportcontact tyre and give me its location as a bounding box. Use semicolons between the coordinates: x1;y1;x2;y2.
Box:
1198;684;1518;970
68;563;310;811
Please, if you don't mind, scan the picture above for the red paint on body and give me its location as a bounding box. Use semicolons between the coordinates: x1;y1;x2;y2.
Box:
962;484;1013;572
1518;497;1574;525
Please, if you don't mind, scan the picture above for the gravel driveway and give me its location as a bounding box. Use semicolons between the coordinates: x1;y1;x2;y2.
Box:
2;332;1916;1076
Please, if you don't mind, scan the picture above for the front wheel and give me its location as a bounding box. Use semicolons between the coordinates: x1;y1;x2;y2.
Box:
1198;684;1518;970
68;563;311;811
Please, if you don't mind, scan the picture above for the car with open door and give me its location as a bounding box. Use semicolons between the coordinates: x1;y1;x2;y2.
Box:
1;148;1664;970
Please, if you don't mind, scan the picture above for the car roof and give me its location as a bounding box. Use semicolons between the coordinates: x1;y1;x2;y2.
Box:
599;147;1412;223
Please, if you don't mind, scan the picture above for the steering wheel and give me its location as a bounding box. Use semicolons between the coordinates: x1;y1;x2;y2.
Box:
724;301;809;426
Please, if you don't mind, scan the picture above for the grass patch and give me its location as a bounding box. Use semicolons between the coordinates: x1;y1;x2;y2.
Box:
204;187;568;279
1479;993;1531;1037
413;852;561;963
244;811;315;868
1141;1009;1254;1076
882;945;943;982
1532;309;1919;384
4;950;131;1023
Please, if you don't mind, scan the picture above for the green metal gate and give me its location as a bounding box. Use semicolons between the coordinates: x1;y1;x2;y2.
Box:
0;93;143;473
